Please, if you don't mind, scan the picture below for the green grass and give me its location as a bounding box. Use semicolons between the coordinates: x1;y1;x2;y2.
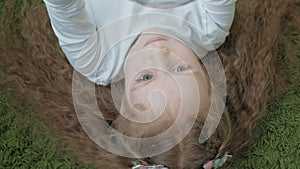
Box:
226;87;300;169
0;92;95;169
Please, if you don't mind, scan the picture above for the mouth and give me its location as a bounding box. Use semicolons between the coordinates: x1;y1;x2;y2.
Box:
144;37;166;47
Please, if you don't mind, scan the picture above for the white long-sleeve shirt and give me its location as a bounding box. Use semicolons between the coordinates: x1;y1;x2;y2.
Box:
44;0;236;85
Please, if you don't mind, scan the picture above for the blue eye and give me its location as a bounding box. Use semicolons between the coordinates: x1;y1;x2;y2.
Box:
138;74;153;81
174;65;189;72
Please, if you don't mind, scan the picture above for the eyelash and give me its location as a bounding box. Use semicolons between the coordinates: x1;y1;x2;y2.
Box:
136;65;191;82
137;74;153;82
173;65;191;72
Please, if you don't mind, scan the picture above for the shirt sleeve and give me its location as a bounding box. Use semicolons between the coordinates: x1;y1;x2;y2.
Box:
44;0;108;85
197;0;236;48
202;0;236;31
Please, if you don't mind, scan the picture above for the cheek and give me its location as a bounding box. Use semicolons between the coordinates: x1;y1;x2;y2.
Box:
197;78;211;114
127;81;180;121
128;90;151;112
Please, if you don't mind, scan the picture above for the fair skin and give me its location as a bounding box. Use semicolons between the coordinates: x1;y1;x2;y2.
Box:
118;28;211;130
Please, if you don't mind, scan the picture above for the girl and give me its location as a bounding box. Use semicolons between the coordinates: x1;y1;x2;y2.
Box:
43;1;236;168
1;0;299;168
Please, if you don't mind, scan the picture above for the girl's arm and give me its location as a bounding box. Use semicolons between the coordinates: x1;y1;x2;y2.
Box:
44;0;105;85
199;0;236;48
202;0;236;31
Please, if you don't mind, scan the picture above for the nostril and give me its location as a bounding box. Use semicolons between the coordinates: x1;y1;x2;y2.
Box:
153;47;171;54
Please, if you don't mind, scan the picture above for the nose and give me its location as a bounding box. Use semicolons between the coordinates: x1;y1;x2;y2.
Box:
145;45;171;55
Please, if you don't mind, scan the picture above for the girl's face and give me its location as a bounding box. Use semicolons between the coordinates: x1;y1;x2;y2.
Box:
122;28;211;126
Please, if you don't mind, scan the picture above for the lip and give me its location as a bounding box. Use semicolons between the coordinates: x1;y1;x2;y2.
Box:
144;37;166;47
